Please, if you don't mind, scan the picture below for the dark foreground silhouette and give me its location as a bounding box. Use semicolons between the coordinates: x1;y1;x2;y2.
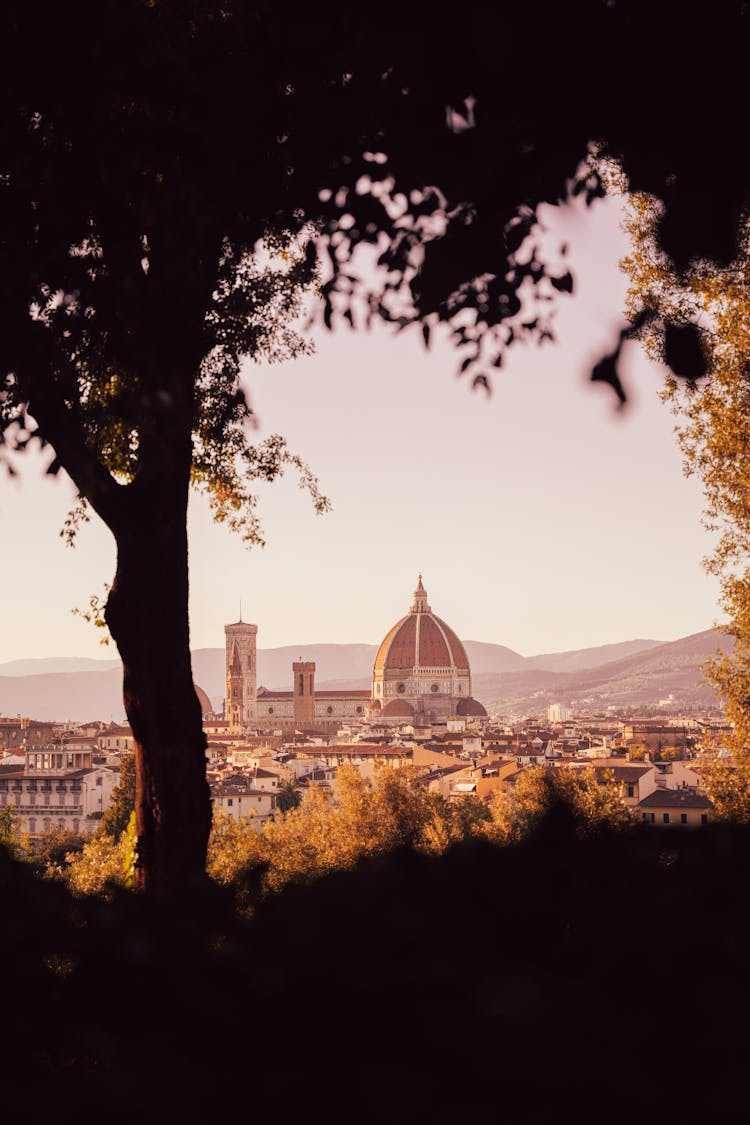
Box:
3;810;748;1124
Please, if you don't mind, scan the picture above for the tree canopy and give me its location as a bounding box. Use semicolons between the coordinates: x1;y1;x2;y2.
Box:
2;1;750;887
622;177;750;753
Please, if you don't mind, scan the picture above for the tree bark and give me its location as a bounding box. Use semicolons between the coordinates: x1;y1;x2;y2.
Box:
104;474;211;894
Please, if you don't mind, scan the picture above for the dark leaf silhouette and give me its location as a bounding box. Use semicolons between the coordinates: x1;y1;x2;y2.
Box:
550;272;574;294
664;322;708;381
591;349;626;406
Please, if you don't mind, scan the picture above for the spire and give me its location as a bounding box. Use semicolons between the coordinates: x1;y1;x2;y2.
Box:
410;574;431;614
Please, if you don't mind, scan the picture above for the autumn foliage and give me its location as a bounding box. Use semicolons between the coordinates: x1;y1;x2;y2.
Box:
58;763;633;905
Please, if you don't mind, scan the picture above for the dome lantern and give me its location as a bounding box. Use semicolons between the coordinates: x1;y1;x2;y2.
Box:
410;574;431;614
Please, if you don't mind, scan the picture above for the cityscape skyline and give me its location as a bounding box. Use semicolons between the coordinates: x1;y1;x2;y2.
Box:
0;195;723;664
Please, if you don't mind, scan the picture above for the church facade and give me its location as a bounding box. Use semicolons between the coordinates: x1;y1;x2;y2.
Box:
224;577;486;732
225;631;370;732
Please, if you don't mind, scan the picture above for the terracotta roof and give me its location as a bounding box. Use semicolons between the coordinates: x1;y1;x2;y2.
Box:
194;684;212;715
383;614;417;670
316;690;371;699
639;789;713;809
420;764;468;782
323;744;410;756
456;697;488;717
257;688;370;702
382;699;415;717
374;612;470;675
212;785;274;799
573;764;653;782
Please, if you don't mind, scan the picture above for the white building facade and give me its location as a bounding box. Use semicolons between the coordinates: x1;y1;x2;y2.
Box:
0;747;117;838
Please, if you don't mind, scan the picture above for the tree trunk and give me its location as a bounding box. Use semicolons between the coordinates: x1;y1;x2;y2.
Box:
104;479;211;894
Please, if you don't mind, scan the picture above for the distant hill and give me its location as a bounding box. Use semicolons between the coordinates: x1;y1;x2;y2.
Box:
0;630;723;722
525;638;663;674
462;641;527;674
0;656;120;676
0;669;126;724
472;628;732;716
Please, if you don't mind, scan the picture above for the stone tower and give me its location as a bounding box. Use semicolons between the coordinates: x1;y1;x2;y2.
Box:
224;619;258;730
293;661;315;728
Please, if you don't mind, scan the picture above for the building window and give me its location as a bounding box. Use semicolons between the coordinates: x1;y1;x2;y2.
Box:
268;707;274;715
662;813;670;824
227;798;233;807
28;819;36;834
626;785;634;798
356;706;363;714
430;683;439;693
397;683;406;694
701;813;708;825
326;706;333;714
680;813;688;825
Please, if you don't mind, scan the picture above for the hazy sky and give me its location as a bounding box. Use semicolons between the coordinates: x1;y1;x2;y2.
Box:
0;195;722;664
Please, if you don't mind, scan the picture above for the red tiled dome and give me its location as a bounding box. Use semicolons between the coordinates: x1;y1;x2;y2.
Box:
456;697;488;717
382;699;414;717
195;684;212;716
374;610;469;674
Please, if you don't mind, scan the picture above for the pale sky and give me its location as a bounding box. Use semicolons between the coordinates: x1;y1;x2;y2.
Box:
0;195;723;664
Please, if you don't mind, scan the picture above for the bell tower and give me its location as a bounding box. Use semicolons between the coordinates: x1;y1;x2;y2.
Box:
224;617;258;730
293;661;315;728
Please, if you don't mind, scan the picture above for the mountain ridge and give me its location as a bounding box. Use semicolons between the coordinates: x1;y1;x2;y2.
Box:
0;631;722;722
0;634;666;683
474;628;732;716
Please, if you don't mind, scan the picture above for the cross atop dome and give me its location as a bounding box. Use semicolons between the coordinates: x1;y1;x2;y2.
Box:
410;574;431;614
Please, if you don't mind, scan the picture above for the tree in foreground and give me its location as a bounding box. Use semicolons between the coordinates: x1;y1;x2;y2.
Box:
486;766;635;844
0;805;24;860
98;754;137;839
622;183;750;756
2;1;750;889
210;764;490;900
66;765;488;900
205;765;634;907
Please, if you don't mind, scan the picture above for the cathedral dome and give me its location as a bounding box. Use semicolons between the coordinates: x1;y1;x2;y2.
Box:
195;684;212;716
371;578;477;723
456;696;488;718
374;577;470;676
382;699;414;717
